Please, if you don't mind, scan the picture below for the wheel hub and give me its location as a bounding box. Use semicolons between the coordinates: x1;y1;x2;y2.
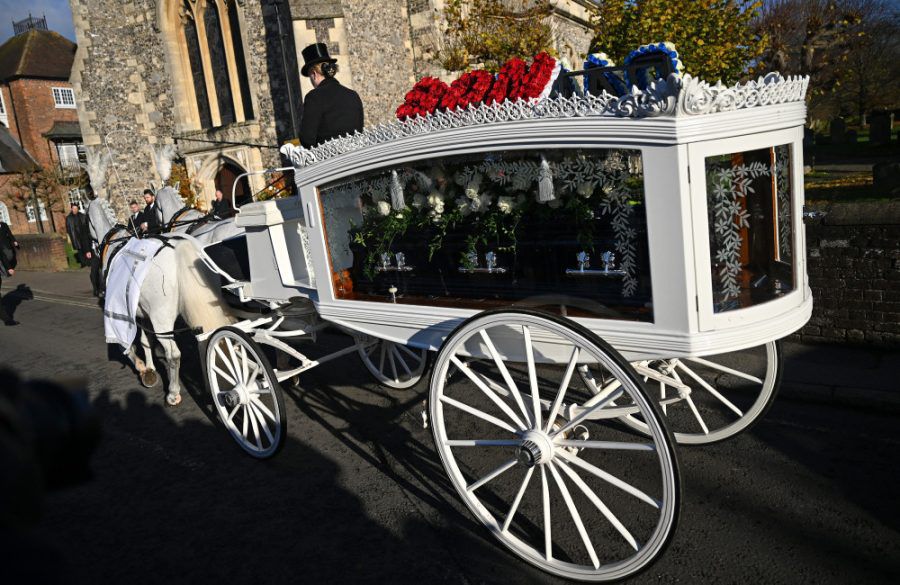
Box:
516;430;555;467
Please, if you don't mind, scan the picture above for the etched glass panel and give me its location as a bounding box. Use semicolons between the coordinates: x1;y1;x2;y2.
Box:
319;148;653;322
706;144;795;313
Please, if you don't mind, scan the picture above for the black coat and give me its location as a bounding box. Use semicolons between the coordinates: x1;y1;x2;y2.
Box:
66;212;92;251
210;198;234;219
0;221;17;275
141;202;162;234
299;78;364;149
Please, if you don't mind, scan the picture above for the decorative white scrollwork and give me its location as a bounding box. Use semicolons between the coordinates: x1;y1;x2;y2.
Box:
281;73;808;172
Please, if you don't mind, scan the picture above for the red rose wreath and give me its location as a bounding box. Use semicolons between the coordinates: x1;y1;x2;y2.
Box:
485;57;528;105
439;70;495;111
396;77;449;120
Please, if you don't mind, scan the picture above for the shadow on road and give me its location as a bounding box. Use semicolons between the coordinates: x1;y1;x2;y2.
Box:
1;283;33;323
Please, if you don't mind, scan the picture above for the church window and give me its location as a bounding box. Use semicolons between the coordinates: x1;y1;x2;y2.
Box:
183;8;213;129
204;1;236;126
227;0;254;121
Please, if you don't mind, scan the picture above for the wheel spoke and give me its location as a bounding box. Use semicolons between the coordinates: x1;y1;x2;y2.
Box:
250;395;277;422
685;356;763;384
683;394;710;434
214;344;238;381
548;461;600;569
675;361;744;417
246;401;263;451
545;347;579;433
552;388;624;438
392;346;412;376
249;401;274;445
555;440;656;452
466;458;517;492
378;342;387;373
556;459;640;552
523;325;542;430
224;338;244;383
388;345;399;382
241;404;249;438
239;344;250;383
439;395;519;434
540;465;552;561
226;403;240;423
396;343;422;363
444;439;523;447
502;466;534;533
479;329;533;429
556;448;660;508
449;356;528;431
211;364;236;386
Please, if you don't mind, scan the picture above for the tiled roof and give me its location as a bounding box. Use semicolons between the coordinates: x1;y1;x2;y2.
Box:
0;29;76;82
42;121;82;139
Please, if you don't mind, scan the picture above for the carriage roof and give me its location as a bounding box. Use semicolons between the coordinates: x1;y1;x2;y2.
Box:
281;72;809;185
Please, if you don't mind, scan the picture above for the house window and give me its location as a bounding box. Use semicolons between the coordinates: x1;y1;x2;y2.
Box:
57;143;81;170
0;89;7;127
0;202;10;224
25;200;48;222
52;87;76;109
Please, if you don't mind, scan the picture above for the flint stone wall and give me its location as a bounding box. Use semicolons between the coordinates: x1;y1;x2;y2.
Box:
795;201;900;348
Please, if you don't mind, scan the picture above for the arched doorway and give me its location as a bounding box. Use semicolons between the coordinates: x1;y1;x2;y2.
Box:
215;160;251;208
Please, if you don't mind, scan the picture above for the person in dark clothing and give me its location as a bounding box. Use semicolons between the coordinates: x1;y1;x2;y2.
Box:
299;43;364;149
210;189;234;219
65;204;92;267
128;200;142;234
0;221;20;325
140;189;161;235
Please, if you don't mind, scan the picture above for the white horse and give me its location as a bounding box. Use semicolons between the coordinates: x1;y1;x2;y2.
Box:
86;197;235;405
153;185;244;243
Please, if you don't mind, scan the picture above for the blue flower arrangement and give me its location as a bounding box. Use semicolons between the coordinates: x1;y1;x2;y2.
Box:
623;42;684;90
582;52;627;96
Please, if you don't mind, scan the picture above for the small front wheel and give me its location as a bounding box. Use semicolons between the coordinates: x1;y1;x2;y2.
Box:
205;327;286;458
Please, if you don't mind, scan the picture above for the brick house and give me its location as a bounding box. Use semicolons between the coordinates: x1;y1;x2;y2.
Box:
0;15;86;236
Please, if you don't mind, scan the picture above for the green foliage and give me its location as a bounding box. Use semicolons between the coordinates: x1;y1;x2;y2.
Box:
440;0;555;72
591;0;766;83
166;161;201;210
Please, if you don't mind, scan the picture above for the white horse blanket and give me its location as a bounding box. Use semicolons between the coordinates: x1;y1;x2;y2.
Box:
104;238;165;350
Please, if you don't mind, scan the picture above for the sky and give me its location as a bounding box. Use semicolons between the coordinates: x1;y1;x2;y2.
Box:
0;0;75;43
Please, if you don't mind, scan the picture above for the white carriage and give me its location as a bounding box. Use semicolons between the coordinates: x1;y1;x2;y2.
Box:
197;64;811;581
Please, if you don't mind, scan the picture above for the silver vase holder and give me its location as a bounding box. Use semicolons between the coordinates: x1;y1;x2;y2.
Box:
566;251;625;277
459;250;507;274
375;251;414;273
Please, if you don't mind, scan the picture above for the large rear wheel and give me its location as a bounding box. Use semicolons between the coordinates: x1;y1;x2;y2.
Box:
430;309;680;581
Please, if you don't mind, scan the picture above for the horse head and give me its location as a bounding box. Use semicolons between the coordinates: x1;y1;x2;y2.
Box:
154;185;186;224
85;197;117;243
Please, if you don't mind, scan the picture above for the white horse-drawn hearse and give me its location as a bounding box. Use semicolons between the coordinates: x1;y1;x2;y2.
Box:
92;48;811;581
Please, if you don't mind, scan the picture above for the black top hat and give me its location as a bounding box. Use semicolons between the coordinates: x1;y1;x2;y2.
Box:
301;43;337;77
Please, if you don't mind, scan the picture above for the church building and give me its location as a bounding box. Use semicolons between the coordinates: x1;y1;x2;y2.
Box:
69;0;593;215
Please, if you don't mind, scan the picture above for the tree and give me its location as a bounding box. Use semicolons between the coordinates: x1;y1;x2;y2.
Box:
591;0;767;83
5;166;88;233
439;0;555;72
753;0;900;123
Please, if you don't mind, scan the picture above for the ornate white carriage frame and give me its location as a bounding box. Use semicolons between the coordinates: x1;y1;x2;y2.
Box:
261;73;812;361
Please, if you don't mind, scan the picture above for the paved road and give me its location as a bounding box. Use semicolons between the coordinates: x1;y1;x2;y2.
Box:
1;292;898;584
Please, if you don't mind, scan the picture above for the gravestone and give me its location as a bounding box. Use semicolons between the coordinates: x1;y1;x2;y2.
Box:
873;162;900;196
830;117;846;144
846;130;858;143
869;111;893;145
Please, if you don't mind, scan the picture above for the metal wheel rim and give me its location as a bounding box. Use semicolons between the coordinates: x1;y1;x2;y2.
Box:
430;311;679;582
358;337;429;389
591;342;780;445
206;328;284;458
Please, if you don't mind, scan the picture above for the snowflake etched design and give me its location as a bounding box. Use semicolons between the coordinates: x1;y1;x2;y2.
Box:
775;145;792;259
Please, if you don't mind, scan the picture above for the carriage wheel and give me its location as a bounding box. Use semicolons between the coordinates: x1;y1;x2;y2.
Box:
580;342;781;445
206;327;286;459
430;309;679;582
357;336;429;389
